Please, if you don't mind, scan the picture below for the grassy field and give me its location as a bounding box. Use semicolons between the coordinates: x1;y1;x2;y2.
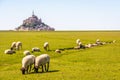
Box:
0;31;120;80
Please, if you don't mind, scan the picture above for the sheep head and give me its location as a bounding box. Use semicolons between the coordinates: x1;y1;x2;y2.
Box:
20;67;25;74
34;66;38;73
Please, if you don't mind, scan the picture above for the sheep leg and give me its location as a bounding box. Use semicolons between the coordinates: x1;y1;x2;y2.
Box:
26;66;29;73
42;65;44;72
46;62;49;72
44;64;46;71
29;65;32;73
21;45;22;49
47;45;49;51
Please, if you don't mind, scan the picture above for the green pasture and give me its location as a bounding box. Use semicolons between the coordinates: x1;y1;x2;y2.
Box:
0;31;120;80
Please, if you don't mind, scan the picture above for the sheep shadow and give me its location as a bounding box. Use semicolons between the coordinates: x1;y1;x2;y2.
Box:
26;70;60;75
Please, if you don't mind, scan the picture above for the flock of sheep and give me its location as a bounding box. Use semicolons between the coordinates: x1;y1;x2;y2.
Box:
4;41;50;74
4;39;116;74
74;39;116;49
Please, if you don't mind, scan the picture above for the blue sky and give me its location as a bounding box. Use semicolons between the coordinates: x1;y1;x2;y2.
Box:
0;0;120;30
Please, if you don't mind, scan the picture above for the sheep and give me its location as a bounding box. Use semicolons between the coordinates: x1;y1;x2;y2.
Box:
76;39;80;46
34;54;50;73
32;47;40;53
16;41;22;50
85;43;92;48
96;39;103;45
55;49;61;53
102;42;106;45
74;46;80;49
78;42;82;46
113;40;116;43
107;40;116;44
4;49;15;54
23;50;31;56
20;55;35;74
10;42;16;50
43;42;49;51
91;43;98;46
74;43;85;49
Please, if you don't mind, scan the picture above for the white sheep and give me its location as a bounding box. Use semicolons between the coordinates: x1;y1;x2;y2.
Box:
43;42;49;51
34;54;50;73
32;47;40;53
4;49;16;54
23;50;31;56
91;43;98;46
16;41;22;50
96;39;102;45
10;42;16;50
96;39;100;42
85;43;92;48
113;40;116;43
55;49;61;53
74;46;80;49
76;39;80;46
20;55;35;74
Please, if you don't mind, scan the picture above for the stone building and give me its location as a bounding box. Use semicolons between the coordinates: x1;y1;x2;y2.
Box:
15;12;55;31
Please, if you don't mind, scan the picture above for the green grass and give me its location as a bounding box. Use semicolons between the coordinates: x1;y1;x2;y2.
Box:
0;31;120;80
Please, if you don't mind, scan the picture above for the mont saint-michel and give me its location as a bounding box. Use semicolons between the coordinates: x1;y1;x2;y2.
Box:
15;12;55;31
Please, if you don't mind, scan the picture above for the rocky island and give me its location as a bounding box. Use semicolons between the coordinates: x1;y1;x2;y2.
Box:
15;12;55;31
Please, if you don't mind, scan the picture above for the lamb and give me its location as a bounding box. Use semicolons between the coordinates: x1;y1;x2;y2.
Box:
10;42;16;50
20;55;35;74
32;47;40;53
55;49;61;53
16;41;22;50
34;54;50;73
43;42;49;51
23;50;31;56
4;49;16;54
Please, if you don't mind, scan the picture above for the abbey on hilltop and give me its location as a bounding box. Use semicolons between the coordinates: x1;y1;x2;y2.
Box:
15;11;55;31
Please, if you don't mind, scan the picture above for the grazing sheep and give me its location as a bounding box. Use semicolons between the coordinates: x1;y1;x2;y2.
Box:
113;40;116;43
96;39;103;45
96;39;100;42
55;49;61;53
43;42;49;51
102;42;106;45
32;47;40;53
4;49;15;54
74;44;85;49
16;41;22;50
10;42;16;50
23;50;31;56
108;40;116;44
91;43;98;46
74;46;80;49
76;39;80;46
20;55;35;74
85;43;92;48
34;54;50;73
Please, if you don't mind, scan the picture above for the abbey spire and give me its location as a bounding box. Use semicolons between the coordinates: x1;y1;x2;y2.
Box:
32;10;34;16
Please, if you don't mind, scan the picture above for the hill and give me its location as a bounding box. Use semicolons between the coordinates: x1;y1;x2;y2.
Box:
15;12;55;31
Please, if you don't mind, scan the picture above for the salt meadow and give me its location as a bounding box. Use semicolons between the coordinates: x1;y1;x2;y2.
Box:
0;31;120;80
